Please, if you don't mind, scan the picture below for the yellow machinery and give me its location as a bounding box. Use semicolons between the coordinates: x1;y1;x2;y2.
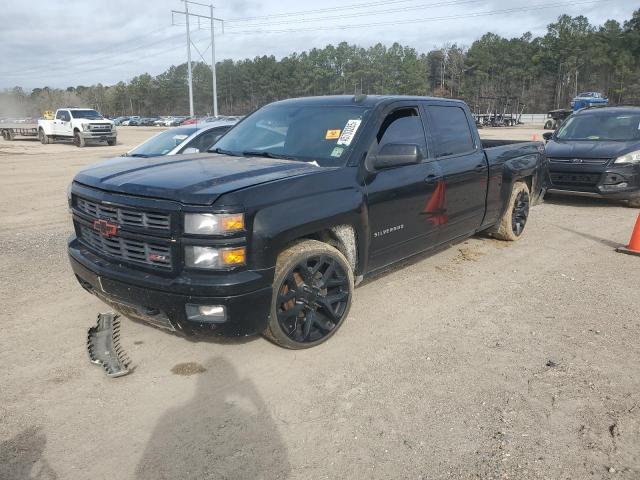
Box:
43;110;54;120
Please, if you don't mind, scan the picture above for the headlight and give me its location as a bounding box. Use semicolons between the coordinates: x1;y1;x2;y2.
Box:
614;150;640;165
184;246;246;269
82;123;91;131
184;213;244;235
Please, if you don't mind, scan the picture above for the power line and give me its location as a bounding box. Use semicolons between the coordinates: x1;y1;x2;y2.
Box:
224;0;484;29
225;0;428;22
225;0;484;30
0;30;204;78
0;26;177;76
223;0;613;35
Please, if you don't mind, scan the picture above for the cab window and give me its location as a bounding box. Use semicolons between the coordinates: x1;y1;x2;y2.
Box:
429;106;475;157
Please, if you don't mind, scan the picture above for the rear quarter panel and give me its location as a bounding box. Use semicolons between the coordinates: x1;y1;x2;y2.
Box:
482;142;547;228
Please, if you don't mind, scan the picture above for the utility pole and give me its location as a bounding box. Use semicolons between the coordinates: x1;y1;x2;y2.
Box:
172;1;223;117
210;4;218;117
185;1;194;117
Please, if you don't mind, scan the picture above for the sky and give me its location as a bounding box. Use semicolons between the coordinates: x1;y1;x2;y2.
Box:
0;0;636;89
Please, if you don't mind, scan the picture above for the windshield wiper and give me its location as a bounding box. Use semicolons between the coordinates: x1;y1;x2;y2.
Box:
241;150;296;160
209;147;242;156
128;153;149;158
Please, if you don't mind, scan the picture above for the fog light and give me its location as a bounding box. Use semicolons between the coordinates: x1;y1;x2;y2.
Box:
186;304;227;323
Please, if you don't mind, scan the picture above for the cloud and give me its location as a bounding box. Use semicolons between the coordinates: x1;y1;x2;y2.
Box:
0;0;636;89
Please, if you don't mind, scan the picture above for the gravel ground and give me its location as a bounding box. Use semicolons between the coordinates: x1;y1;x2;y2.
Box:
0;126;639;480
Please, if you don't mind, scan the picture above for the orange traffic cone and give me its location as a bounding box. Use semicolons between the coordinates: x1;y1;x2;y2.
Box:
532;134;539;141
616;213;640;257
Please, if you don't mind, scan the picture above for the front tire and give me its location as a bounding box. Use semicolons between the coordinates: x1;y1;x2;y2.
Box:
107;139;116;146
263;240;354;349
629;198;640;208
490;181;530;241
544;120;554;130
74;131;85;147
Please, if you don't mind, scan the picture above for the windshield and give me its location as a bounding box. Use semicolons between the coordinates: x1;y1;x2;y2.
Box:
211;104;371;166
127;126;197;157
556;112;640;141
70;109;103;120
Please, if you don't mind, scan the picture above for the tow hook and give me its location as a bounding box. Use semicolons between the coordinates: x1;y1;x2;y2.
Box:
87;312;132;378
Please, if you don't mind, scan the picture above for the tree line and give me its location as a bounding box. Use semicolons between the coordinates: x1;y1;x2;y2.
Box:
2;9;639;117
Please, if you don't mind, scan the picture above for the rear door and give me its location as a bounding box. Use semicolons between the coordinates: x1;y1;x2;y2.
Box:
364;102;443;271
423;102;488;242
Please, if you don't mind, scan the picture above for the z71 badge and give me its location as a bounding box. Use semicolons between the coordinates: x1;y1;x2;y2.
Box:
373;224;404;238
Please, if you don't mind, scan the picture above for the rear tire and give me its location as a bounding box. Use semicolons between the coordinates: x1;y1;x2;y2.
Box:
38;128;49;144
489;181;530;241
74;131;85;147
263;240;354;349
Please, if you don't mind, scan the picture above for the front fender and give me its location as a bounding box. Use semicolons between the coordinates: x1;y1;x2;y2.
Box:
250;187;367;271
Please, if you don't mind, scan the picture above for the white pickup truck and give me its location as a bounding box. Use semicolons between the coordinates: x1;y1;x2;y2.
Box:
38;108;116;147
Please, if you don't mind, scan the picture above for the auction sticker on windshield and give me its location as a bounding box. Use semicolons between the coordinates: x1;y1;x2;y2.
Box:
337;119;361;146
325;129;341;140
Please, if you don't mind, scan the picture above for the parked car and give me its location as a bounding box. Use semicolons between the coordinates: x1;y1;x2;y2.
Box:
121;116;140;126
139;117;160;126
154;117;171;126
124;119;238;157
544;106;640;207
37;108;116;147
170;116;188;126
68;95;546;349
113;116;130;126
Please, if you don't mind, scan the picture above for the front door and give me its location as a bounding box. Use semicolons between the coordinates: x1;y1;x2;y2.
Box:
424;102;488;242
364;104;443;271
55;110;72;136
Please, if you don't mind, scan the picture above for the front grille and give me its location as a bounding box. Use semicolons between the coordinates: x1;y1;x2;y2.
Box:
79;225;172;270
550;172;601;188
89;123;112;132
548;157;610;165
76;197;170;230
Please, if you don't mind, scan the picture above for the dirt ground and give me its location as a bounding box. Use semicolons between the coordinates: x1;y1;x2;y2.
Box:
1;126;639;480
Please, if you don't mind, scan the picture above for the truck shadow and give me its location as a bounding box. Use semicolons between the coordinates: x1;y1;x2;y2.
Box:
135;356;289;480
0;426;58;480
553;224;622;248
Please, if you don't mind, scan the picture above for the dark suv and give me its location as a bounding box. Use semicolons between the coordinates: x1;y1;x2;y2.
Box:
545;106;640;207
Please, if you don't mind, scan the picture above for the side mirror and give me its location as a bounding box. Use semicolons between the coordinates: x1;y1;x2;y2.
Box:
542;132;553;142
182;147;200;154
369;143;423;170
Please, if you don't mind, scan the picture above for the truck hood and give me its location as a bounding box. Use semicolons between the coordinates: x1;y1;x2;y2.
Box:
545;139;640;159
74;153;326;205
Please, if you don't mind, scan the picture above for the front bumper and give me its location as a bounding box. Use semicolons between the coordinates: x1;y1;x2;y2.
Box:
68;236;274;337
79;130;116;141
548;163;640;201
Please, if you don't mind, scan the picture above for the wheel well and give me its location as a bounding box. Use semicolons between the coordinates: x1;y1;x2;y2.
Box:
292;225;358;273
519;175;533;193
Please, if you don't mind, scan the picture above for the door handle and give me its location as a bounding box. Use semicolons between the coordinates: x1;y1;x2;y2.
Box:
424;174;440;184
474;164;486;172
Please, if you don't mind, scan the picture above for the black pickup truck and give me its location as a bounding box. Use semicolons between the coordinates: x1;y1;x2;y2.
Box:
68;95;547;349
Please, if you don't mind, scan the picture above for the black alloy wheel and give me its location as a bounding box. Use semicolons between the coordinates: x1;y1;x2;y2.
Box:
511;190;530;237
275;254;351;344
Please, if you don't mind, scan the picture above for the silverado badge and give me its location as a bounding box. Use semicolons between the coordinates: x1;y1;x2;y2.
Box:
93;219;118;237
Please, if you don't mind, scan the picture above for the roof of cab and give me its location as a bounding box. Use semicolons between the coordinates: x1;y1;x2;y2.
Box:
268;94;467;108
574;105;640;116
